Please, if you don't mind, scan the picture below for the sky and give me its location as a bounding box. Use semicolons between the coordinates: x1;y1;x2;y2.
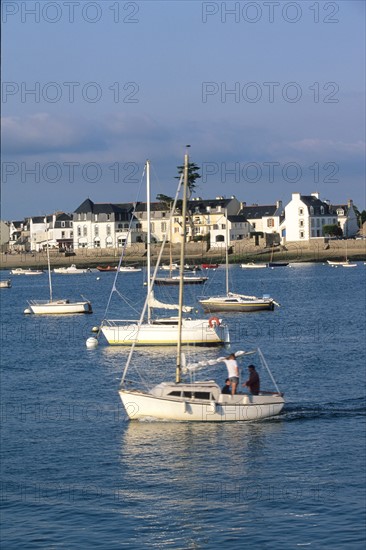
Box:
1;0;365;220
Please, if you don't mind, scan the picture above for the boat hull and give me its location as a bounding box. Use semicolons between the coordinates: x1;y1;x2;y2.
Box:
155;277;208;285
101;318;229;345
0;280;12;288
199;297;274;312
27;300;92;314
119;389;284;422
240;263;267;269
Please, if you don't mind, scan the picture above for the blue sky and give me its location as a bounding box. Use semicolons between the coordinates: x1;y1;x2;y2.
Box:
2;0;365;220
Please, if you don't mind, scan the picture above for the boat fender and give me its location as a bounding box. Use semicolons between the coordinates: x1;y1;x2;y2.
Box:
208;316;220;328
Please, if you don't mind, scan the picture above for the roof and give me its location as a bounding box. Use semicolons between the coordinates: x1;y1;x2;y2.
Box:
239;205;277;219
74;198;131;215
228;215;248;223
300;195;334;215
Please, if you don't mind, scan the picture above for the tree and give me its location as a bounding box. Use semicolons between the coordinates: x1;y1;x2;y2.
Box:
359;210;366;225
323;224;343;237
175;162;201;197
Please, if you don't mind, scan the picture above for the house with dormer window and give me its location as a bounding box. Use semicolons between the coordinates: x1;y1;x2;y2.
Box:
332;200;359;238
73;199;138;249
283;192;339;241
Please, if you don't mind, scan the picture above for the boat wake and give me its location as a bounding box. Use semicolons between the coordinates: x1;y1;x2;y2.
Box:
279;397;365;422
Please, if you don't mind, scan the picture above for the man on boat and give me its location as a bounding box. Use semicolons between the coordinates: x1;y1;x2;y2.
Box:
221;378;232;394
243;365;260;395
222;353;239;395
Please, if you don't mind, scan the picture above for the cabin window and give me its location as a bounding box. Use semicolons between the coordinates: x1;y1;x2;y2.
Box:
182;391;193;398
168;391;181;397
194;392;211;400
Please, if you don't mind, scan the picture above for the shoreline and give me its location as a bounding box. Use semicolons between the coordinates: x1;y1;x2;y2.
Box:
1;240;365;270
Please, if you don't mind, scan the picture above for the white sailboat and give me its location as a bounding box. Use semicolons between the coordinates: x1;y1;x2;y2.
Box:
24;224;92;315
118;150;284;422
10;268;44;275
199;211;277;313
99;160;229;346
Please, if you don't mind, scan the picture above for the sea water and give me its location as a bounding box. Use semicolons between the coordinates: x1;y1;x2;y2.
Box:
1;263;365;548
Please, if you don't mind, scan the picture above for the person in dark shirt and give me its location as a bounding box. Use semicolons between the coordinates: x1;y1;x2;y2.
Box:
243;365;260;395
221;378;232;394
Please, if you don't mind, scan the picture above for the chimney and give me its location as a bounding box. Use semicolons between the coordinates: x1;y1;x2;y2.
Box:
348;199;353;208
311;192;319;199
240;201;246;209
276;200;282;209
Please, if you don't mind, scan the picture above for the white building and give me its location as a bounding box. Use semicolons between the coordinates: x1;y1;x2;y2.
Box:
72;199;140;249
283;192;338;242
332;200;359;238
239;201;284;235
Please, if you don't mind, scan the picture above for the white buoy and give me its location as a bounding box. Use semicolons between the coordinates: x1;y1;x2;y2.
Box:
24;308;31;314
91;326;99;333
96;277;100;281
86;337;98;349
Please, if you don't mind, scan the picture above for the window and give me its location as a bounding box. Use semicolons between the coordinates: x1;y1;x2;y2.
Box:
320;206;324;215
221;224;226;229
299;208;304;215
77;213;81;221
83;225;87;237
107;214;111;221
309;206;314;215
77;226;81;237
94;214;98;222
267;218;274;227
61;231;65;238
299;231;304;238
161;222;167;232
83;213;87;221
299;220;304;227
61;221;65;228
162;212;166;218
151;222;155;232
94;225;99;237
213;224;219;230
106;224;111;236
252;223;256;229
174;217;179;223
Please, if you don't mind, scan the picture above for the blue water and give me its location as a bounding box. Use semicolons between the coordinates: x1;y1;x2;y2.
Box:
1;263;365;549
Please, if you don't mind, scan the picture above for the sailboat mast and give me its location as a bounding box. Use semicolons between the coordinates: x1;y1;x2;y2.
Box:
46;217;53;302
225;207;229;295
176;149;189;384
146;160;152;323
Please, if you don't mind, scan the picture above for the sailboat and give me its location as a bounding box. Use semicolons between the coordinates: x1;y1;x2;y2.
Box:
118;150;284;422
199;210;277;313
327;241;357;267
24;222;92;315
267;244;289;267
98;160;229;346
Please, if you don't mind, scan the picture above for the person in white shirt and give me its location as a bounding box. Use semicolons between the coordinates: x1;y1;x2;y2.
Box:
222;353;239;395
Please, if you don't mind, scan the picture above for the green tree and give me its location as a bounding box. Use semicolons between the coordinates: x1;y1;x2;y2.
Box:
323;224;343;237
175;162;201;197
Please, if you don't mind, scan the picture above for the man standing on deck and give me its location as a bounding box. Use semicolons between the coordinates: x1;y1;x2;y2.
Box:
222;353;239;395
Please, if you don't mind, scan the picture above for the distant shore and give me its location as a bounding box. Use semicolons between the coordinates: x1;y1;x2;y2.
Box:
1;239;365;270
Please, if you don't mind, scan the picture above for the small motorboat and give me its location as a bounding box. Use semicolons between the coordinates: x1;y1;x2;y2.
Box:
0;279;12;288
202;263;219;269
54;264;90;274
10;268;44;275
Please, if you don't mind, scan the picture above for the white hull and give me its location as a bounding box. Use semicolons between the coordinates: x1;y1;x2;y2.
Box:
240;263;267;269
119;387;284;422
10;269;44;275
118;267;142;272
54;265;90;274
101;318;229;345
199;295;274;312
27;300;92;314
0;280;12;288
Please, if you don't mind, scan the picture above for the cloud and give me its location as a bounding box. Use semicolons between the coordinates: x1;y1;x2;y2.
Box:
271;138;365;156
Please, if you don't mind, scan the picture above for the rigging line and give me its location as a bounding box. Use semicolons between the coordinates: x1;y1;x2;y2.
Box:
257;347;281;394
100;165;147;327
120;173;184;386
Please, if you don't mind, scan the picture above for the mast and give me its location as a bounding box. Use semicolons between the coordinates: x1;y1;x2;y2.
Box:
176;147;189;384
146;160;152;322
45;216;53;302
225;207;229;295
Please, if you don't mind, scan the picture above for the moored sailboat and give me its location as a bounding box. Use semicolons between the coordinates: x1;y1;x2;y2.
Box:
97;160;229;346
